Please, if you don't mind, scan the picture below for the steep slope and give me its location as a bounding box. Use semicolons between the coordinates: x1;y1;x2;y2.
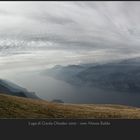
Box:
0;79;39;99
76;63;140;91
45;57;140;93
0;93;140;119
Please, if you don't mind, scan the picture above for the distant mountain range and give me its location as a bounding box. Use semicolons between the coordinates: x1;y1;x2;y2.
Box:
45;57;140;93
0;79;39;99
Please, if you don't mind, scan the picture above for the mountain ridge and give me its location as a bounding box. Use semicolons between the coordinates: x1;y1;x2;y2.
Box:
45;57;140;92
0;79;39;99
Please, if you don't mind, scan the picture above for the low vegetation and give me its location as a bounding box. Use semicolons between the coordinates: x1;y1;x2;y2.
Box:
0;93;140;119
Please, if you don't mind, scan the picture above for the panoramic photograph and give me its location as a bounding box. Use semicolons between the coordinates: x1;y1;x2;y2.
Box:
0;1;140;119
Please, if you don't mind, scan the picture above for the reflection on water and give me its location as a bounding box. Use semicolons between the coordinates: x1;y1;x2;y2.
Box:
1;70;140;107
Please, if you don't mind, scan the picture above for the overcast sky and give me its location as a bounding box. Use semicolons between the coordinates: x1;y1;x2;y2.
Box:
1;1;140;72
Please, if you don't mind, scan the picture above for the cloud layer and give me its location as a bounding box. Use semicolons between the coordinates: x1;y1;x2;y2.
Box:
1;2;140;71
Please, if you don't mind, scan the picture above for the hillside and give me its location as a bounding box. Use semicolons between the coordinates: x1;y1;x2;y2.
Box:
0;93;140;119
45;57;140;93
0;79;39;99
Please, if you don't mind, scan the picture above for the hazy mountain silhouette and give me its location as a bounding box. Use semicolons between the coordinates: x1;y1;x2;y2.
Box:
45;57;140;93
0;79;39;99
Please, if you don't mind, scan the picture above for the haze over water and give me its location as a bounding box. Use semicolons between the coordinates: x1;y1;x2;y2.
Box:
1;2;140;106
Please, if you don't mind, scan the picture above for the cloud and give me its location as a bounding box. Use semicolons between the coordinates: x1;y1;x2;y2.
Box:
0;2;140;71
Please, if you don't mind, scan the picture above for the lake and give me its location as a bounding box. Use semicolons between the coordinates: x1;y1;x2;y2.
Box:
1;69;140;107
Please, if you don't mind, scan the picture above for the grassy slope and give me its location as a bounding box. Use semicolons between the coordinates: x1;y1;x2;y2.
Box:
0;93;140;119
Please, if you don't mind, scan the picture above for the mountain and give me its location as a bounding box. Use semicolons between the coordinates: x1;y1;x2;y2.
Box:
45;57;140;93
0;79;39;99
44;64;85;82
0;93;140;119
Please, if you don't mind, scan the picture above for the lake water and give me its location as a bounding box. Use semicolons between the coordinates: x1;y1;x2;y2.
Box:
1;70;140;107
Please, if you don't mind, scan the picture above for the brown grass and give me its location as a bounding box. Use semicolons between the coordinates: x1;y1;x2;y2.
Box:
0;93;140;119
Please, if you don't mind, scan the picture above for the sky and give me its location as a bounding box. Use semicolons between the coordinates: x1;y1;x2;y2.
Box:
1;1;140;72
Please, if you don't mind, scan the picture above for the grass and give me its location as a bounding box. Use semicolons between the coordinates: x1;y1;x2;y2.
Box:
0;93;140;119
